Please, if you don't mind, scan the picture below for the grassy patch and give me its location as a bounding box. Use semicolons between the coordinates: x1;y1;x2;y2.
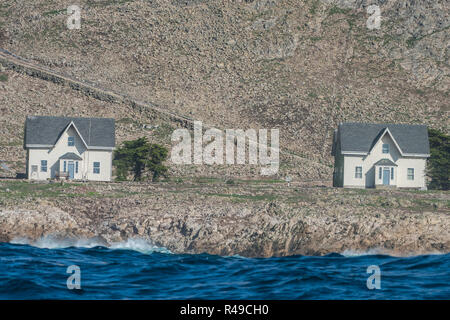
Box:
309;0;320;15
0;181;94;199
164;177;284;186
85;0;135;8
0;140;22;146
308;91;318;99
235;178;284;184
340;188;372;195
204;192;278;202
192;177;223;184
117;117;138;125
406;25;450;48
0;181;146;200
409;198;447;210
406;37;418;49
328;5;351;16
286;193;314;203
152;123;174;142
0;73;8;82
43;9;65;16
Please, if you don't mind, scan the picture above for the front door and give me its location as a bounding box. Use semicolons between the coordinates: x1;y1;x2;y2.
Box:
68;161;74;180
383;168;390;185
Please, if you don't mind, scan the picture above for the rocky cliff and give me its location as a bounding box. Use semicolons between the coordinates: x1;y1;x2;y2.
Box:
1;180;448;257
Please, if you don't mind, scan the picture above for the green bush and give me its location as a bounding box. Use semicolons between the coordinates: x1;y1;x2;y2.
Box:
113;137;168;182
427;128;449;190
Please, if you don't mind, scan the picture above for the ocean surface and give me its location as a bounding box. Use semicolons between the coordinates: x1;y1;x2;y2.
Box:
0;239;448;299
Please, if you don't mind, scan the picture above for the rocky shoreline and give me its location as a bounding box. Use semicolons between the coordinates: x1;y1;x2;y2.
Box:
0;181;449;257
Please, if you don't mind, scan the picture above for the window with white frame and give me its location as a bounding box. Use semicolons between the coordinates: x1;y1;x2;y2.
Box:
391;167;394;180
68;136;75;146
41;160;47;172
382;143;389;154
407;168;414;180
93;162;100;174
355;166;362;179
379;167;382;179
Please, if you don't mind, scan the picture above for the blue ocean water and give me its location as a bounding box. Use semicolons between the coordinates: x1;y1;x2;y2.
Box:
0;241;448;299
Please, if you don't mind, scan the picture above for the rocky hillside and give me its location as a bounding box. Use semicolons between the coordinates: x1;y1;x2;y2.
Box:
0;0;448;180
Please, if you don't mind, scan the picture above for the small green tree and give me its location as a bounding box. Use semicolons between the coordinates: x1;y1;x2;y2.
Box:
146;143;169;181
113;137;168;182
427;128;449;190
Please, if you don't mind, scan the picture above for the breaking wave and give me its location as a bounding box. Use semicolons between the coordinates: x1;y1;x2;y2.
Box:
10;236;171;254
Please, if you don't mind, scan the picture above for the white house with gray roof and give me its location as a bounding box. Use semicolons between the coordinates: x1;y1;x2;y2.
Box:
332;122;430;190
24;116;115;182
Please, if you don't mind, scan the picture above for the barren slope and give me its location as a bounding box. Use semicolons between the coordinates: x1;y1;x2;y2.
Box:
0;0;449;180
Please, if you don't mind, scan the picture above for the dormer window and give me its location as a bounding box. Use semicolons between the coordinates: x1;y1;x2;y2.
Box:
68;136;75;146
382;143;389;154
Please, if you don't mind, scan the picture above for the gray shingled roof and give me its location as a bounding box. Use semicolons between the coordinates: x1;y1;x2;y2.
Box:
337;122;430;155
374;159;398;166
59;152;83;160
24;116;115;148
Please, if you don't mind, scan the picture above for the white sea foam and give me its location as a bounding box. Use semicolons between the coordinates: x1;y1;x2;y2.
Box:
11;236;104;249
109;238;172;254
341;249;386;257
341;248;447;257
10;236;171;254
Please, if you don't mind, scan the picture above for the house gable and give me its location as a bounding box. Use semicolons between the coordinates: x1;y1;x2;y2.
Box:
54;121;89;150
368;127;403;158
